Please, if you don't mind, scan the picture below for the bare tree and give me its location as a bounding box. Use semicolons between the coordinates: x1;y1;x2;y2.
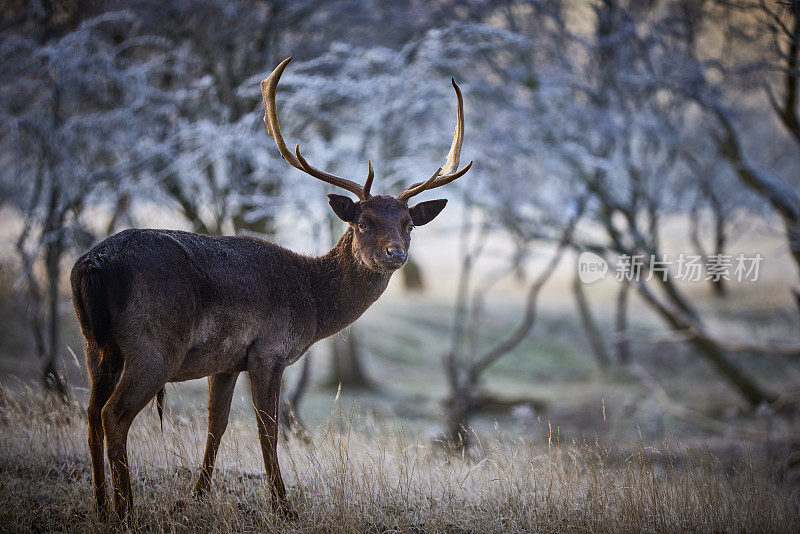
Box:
683;0;800;307
548;0;784;406
442;195;583;447
572;258;613;371
0;12;177;396
453;0;794;406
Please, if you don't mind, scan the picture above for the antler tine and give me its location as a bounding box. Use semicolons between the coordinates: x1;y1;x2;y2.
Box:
396;168;441;202
397;77;472;202
441;78;463;174
363;161;374;198
294;146;369;199
261;58;300;169
261;57;371;200
397;161;474;202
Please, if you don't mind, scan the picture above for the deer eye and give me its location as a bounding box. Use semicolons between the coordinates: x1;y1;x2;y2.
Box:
406;223;414;233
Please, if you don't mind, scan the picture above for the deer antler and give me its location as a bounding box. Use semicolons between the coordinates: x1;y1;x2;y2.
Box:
261;57;374;200
397;78;473;202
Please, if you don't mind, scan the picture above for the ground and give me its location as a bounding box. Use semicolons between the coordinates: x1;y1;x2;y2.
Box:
0;390;798;532
0;218;799;531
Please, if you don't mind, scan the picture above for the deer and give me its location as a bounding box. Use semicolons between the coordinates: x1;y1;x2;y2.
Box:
70;57;472;519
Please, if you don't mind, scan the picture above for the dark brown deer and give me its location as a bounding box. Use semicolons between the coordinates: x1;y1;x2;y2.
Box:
70;57;472;519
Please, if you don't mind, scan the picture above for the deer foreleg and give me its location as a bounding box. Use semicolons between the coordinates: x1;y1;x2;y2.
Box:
248;357;291;515
194;372;239;496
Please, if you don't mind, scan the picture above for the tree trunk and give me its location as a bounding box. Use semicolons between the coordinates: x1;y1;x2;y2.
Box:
444;386;472;450
401;257;425;291
614;282;631;366
785;219;800;314
711;197;727;296
281;352;312;432
42;229;68;400
635;279;774;406
328;327;370;388
572;263;611;371
690;201;727;297
713;108;800;309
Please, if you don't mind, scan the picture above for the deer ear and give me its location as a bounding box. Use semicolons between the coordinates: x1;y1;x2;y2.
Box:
408;199;447;226
328;194;358;222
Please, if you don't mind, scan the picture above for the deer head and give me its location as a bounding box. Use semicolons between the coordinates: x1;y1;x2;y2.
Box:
261;57;472;273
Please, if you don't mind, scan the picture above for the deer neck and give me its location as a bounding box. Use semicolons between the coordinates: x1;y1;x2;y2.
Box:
312;228;391;340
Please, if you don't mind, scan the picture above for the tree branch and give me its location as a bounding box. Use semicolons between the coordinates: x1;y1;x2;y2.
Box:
467;197;585;383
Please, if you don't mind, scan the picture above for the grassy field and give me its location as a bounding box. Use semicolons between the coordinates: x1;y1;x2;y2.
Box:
1;388;798;533
1;221;800;531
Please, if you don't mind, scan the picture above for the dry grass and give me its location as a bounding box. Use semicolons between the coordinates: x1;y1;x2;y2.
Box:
0;389;798;533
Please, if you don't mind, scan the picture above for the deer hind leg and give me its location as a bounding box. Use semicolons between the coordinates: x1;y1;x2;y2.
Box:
248;358;291;516
101;358;171;519
86;346;119;516
194;372;239;496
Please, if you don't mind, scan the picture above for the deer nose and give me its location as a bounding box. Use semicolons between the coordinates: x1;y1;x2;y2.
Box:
385;246;406;262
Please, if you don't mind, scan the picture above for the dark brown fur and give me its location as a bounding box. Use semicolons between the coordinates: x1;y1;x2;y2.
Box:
71;194;447;518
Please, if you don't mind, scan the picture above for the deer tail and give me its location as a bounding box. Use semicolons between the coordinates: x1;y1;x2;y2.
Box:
70;257;112;350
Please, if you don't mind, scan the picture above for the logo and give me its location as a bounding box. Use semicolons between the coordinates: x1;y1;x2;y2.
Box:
578;252;608;283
